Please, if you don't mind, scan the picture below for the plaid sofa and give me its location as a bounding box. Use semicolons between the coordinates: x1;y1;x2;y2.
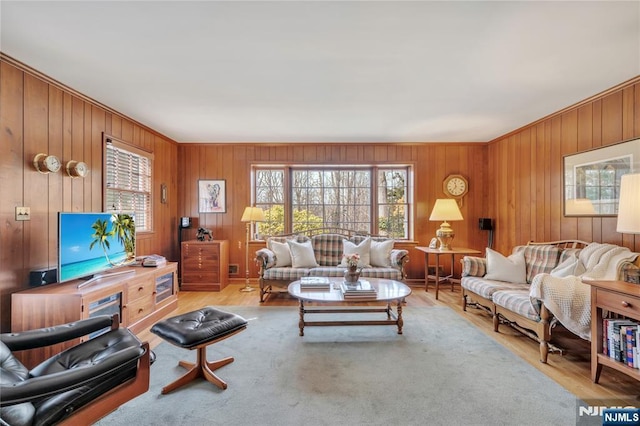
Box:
256;232;409;302
460;241;587;363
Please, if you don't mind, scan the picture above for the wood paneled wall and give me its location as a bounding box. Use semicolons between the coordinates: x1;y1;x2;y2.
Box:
0;57;179;332
2;51;638;333
177;143;490;283
487;77;640;255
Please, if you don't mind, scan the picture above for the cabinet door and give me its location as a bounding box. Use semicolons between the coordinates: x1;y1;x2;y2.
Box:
155;271;176;304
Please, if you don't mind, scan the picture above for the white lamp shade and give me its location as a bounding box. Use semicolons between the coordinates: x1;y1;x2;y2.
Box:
429;199;463;221
617;173;640;234
241;206;265;222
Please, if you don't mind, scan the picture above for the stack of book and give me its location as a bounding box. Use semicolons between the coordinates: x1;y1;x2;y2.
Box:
603;318;639;369
300;276;331;291
134;254;167;267
340;279;377;300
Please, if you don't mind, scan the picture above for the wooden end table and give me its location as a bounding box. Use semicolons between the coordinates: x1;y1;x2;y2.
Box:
415;246;481;300
583;279;640;384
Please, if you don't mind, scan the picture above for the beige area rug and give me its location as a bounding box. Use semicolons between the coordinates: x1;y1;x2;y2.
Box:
98;306;578;426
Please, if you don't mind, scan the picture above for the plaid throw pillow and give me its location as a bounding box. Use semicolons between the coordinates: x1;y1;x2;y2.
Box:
461;256;486;277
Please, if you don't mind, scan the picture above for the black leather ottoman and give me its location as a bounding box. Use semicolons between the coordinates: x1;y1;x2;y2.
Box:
151;307;247;394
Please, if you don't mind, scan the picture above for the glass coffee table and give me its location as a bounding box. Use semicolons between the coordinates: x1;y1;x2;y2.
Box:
287;278;412;336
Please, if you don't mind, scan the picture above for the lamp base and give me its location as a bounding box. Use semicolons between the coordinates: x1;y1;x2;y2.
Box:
436;221;455;251
240;285;256;292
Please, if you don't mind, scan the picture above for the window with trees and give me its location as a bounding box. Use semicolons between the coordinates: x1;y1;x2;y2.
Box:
253;165;411;239
104;135;153;232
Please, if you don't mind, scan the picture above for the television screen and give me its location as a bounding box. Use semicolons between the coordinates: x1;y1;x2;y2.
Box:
58;212;136;283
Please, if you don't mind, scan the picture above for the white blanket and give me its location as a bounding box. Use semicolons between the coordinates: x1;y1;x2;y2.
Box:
529;243;637;341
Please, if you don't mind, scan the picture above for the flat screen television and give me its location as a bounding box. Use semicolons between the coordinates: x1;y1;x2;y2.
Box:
58;212;136;284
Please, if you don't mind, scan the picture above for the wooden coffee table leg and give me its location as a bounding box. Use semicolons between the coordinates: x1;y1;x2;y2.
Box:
396;301;404;334
298;300;305;336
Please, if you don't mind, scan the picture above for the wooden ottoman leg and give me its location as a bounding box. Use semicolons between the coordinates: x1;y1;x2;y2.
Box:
162;345;236;394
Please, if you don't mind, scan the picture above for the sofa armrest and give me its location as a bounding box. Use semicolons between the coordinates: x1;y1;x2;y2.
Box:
461;256;486;277
391;249;409;278
256;248;276;275
1;315;116;352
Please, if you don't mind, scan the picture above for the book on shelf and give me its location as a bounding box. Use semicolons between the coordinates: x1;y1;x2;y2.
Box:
636;328;640;369
625;325;638;368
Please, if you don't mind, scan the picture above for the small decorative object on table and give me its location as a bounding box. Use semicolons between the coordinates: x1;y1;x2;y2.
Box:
343;253;361;283
196;227;213;241
623;264;640;284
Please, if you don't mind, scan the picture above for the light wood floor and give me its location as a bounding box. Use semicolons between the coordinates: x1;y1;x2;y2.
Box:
138;281;640;407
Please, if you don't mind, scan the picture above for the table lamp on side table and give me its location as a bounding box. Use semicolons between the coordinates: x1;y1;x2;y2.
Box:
616;173;640;283
240;206;265;292
429;199;463;251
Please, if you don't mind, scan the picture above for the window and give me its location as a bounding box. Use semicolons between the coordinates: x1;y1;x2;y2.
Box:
378;168;409;238
104;135;153;232
254;165;411;239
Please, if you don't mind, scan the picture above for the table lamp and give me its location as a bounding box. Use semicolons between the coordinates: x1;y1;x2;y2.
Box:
241;206;265;292
616;173;640;283
429;199;463;251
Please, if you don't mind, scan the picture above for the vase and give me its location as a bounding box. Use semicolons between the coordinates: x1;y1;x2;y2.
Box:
344;266;361;283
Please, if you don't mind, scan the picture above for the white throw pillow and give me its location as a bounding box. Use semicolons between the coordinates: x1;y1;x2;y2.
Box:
370;239;394;267
287;240;319;268
270;240;292;267
338;238;371;267
550;253;585;278
484;248;526;283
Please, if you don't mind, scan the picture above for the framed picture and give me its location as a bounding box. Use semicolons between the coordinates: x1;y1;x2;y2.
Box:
198;179;226;213
563;138;640;216
429;238;439;249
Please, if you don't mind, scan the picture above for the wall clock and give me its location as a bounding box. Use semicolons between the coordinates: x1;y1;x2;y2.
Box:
443;174;468;199
66;160;89;178
33;153;61;174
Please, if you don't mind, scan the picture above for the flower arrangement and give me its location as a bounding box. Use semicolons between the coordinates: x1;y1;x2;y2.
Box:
343;253;360;268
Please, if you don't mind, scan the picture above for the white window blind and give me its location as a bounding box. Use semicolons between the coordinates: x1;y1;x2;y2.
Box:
104;136;153;232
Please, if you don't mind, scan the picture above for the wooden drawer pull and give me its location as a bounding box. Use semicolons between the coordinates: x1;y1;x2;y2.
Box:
138;287;144;291
138;308;144;313
621;301;632;308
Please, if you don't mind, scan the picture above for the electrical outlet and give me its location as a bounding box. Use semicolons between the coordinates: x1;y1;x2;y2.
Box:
238;241;242;249
16;207;30;221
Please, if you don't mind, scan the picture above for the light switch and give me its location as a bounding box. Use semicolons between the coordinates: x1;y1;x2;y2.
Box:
16;207;30;221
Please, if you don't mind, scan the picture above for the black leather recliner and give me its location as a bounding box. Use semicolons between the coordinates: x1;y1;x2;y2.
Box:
0;314;151;426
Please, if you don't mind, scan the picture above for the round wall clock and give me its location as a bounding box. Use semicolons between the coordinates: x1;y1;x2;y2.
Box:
33;153;61;174
66;160;90;178
443;174;468;198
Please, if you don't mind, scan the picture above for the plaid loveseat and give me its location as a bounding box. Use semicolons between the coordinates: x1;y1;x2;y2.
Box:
255;231;409;302
460;241;588;363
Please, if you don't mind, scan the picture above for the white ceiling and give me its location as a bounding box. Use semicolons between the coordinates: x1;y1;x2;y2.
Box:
2;1;639;143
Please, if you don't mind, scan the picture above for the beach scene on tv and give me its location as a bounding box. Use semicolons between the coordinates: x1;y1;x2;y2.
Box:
58;212;136;283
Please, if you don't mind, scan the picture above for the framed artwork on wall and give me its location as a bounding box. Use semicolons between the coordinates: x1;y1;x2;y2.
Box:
563;138;640;216
199;179;226;213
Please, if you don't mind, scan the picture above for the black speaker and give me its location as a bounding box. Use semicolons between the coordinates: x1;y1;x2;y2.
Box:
29;267;57;287
479;218;493;231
